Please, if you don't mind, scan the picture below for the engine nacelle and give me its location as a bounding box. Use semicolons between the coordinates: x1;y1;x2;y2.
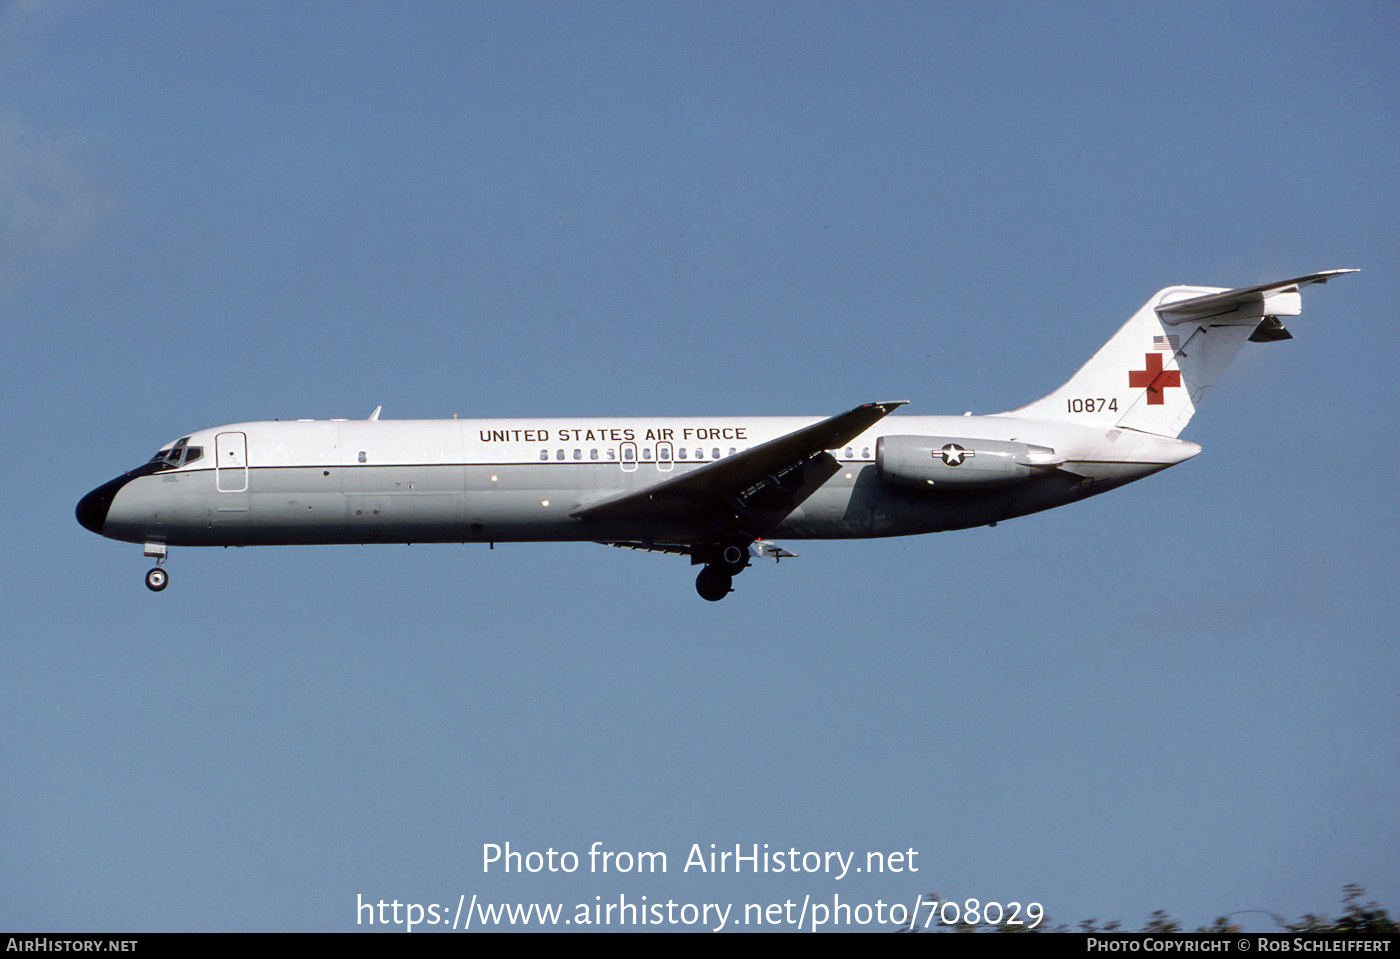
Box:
876;435;1064;489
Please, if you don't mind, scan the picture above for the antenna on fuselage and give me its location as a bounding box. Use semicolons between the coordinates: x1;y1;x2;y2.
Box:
368;405;382;421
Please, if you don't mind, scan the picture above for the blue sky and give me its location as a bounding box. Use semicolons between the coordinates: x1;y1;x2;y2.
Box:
3;1;1396;932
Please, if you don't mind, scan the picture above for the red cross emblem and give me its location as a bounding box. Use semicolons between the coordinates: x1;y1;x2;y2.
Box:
1128;352;1182;405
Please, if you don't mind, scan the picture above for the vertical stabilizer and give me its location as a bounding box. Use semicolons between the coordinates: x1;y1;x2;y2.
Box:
1005;271;1355;438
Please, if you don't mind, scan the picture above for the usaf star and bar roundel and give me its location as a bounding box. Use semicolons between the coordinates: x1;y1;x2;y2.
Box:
937;443;971;466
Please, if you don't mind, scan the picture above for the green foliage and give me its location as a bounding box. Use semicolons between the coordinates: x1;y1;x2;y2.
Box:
1284;884;1397;934
911;885;1394;933
1141;910;1181;933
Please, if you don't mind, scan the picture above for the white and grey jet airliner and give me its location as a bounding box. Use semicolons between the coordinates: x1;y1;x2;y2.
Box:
77;271;1352;600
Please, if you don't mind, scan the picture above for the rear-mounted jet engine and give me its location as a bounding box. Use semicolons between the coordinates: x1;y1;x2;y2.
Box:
876;435;1066;489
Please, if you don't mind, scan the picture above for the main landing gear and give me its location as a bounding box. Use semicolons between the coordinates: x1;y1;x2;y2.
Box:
695;565;732;602
143;542;169;592
694;540;751;602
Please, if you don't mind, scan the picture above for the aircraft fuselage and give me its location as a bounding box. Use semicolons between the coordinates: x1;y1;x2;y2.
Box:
79;413;1194;549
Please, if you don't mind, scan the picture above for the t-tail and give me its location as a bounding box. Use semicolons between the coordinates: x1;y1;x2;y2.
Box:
1007;270;1357;438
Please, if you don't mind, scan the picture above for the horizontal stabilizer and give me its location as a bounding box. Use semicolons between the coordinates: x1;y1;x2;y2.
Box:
1157;270;1358;325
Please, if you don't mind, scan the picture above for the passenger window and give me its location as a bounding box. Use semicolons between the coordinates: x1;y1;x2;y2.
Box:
844;447;853;459
862;447;870;459
623;447;634;461
642;448;652;461
590;449;599;460
556;450;565;461
539;450;548;461
678;448;687;460
573;449;582;461
712;448;720;459
607;449;616;461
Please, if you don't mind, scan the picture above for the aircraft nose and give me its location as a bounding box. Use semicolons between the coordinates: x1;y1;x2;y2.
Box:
76;475;129;535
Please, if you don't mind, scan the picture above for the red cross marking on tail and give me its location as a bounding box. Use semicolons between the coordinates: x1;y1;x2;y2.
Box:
1128;352;1182;405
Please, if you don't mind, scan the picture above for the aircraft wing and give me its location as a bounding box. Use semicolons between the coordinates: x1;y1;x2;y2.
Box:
570;401;906;525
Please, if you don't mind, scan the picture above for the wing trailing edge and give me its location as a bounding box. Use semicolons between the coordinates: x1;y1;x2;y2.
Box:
570;401;906;523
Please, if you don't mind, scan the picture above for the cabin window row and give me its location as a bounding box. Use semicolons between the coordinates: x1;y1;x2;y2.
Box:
533;446;875;462
538;447;742;463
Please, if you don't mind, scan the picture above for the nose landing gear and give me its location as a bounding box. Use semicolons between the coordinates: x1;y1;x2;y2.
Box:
143;542;169;593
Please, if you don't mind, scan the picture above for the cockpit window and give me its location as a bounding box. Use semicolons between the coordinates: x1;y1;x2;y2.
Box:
147;438;202;470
